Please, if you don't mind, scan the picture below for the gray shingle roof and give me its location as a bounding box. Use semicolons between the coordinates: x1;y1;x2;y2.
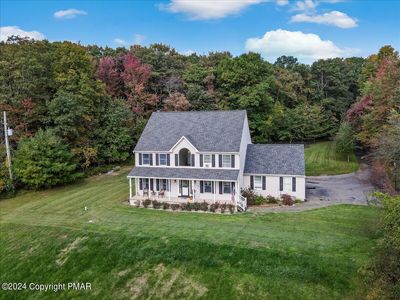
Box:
134;110;247;152
128;167;239;181
244;144;305;176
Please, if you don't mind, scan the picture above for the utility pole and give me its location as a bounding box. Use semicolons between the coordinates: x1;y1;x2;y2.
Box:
3;111;12;181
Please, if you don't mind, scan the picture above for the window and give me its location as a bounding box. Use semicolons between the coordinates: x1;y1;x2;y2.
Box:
223;182;231;194
142;153;150;165
222;155;231;168
160;179;168;190
204;181;212;193
204;154;211;167
159;154;167;166
283;177;292;192
142;178;149;190
254;176;262;190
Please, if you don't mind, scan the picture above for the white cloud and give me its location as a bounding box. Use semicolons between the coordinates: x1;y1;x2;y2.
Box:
276;0;289;5
54;9;87;19
181;49;195;56
0;26;45;41
291;11;357;28
113;38;127;46
160;0;265;20
133;34;146;45
245;29;355;63
294;0;317;12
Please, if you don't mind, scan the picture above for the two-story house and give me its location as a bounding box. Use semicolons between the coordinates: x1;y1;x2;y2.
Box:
127;110;305;210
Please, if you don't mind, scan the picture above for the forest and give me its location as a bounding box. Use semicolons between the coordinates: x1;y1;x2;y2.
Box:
0;37;399;195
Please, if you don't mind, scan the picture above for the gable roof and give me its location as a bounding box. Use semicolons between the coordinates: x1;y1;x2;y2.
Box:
134;110;247;152
244;144;305;176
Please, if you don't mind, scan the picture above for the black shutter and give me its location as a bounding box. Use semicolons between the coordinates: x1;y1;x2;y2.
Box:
156;154;159;166
292;177;296;192
175;154;178;166
139;178;143;190
280;177;283;191
262;176;266;190
167;154;170;166
200;181;204;193
250;176;254;189
212;155;215;167
156;179;160;191
212;181;214;193
231;155;235;168
150;179;154;190
200;154;203;167
149;154;153;166
191;154;195;167
219;155;222;167
219;182;223;194
139;153;142;165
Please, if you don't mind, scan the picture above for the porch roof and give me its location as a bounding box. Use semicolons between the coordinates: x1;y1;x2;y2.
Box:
128;167;239;181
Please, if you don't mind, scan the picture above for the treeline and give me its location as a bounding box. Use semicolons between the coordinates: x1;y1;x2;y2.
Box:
0;37;398;193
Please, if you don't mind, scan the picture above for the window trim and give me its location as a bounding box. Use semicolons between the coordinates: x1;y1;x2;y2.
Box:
254;176;262;190
223;182;231;194
222;155;231;168
159;154;167;166
204;181;212;193
142;153;150;165
203;154;212;167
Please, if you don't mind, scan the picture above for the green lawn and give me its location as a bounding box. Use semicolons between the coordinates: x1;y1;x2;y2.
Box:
305;141;359;176
0;167;378;299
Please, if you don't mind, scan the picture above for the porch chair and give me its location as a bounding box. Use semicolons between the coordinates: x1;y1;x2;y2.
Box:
143;188;149;197
158;189;165;198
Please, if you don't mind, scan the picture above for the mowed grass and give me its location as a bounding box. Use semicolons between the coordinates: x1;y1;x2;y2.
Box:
0;167;378;299
305;141;359;176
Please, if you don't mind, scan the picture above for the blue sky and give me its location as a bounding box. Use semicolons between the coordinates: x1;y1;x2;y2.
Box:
1;0;399;63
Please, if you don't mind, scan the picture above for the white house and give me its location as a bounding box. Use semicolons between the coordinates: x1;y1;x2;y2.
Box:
127;110;305;211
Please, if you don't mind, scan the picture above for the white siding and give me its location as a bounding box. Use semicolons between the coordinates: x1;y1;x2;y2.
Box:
243;175;305;200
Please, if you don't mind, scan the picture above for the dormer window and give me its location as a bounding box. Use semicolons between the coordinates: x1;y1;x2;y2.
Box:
159;154;167;166
142;154;150;165
222;155;231;168
203;154;212;167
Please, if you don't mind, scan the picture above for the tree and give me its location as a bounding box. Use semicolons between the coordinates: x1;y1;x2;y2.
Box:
13;130;82;189
163;92;190;111
334;121;355;162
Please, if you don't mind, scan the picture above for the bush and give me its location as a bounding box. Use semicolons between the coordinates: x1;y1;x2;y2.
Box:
13;129;83;189
162;202;170;210
170;204;180;211
152;200;162;209
281;194;294;206
143;199;152;208
294;199;303;204
220;203;227;213
241;188;257;205
227;204;235;214
254;195;266;205
200;201;208;211
209;203;218;212
181;203;193;211
266;195;279;204
193;202;201;211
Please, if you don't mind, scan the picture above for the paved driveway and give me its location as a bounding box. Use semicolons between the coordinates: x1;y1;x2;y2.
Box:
248;164;375;213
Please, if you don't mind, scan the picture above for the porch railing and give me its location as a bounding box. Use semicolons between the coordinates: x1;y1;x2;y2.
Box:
237;195;247;211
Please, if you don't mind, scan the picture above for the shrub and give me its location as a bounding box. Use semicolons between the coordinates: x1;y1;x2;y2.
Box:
266;195;279;204
170;204;180;211
294;199;303;204
227;204;235;214
209;203;218;212
220;203;227;213
254;195;266;205
281;194;294;206
143;199;152;208
200;201;208;211
162;202;170;210
241;188;257;205
152;200;162;209
13;129;83;189
181;203;193;211
193;202;201;211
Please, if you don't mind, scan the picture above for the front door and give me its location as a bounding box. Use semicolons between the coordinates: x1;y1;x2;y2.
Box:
180;180;189;197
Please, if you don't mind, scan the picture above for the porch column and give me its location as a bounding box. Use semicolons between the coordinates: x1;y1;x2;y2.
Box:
168;179;171;201
129;177;132;199
213;180;216;203
192;180;195;201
